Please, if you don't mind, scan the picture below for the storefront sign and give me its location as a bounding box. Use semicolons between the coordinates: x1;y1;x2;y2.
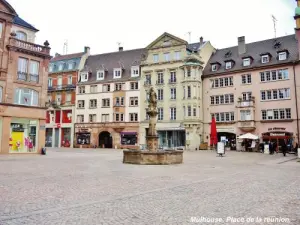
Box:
270;133;286;136
11;123;24;132
268;127;286;131
56;123;61;128
79;128;90;132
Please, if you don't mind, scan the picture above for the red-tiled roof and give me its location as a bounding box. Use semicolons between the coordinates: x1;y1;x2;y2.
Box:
51;52;85;62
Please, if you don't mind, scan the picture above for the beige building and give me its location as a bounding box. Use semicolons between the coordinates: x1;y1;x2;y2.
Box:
139;32;215;150
74;47;146;149
202;35;298;151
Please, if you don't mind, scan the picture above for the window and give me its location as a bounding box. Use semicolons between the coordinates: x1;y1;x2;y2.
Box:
278;52;287;61
145;109;150;120
145;74;151;85
266;71;271;81
210;96;215;105
224;94;229;104
260;72;265;82
224;77;229;86
174;51;180;60
187;106;191;116
89;99;97;108
130;82;139;90
81;73;88;82
68;62;74;70
78;86;85;94
115;83;123;91
48;78;53;87
14;88;38;106
115;113;124;122
243;58;251;66
131;66;139;77
157;72;164;84
102;84;110;92
90;85;97;93
102;98;110;107
66;92;71;102
211;94;234;105
113;69;121;78
158;108;163;120
115;97;123;106
29;61;39;82
153;54;159;63
219;78;224;87
241;110;251;121
261;55;269;63
67;75;72;85
77;115;84;123
49;64;53;73
170;107;176;120
101;114;109;122
164;52;170;61
56;93;61;103
158;89;163;100
212;112;235;122
130;97;138;106
0;86;3;102
241;74;251;84
229;77;233;86
17;58;28;80
16;31;27;41
170;88;176;100
261;108;291;120
261;88;290;101
129;113;138;122
0;22;3;38
187;86;191;98
193;108;197;117
78;100;85;108
212;64;217;71
170;71;176;83
187;69;191;77
97;70;104;80
58;63;64;71
89;114;96;123
225;62;232;69
242;92;252;101
121;133;137;145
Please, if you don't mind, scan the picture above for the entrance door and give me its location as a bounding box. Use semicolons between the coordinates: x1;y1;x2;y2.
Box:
99;131;113;148
217;132;237;150
54;128;59;147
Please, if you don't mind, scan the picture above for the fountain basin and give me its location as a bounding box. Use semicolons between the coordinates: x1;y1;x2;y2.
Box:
123;150;183;165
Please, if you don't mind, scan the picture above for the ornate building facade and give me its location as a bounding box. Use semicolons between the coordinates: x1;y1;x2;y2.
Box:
139;33;215;150
0;0;51;154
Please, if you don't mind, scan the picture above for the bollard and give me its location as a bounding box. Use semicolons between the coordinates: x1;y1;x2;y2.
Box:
41;147;46;155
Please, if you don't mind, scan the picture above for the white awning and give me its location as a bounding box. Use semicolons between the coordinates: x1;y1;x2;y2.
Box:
238;133;259;140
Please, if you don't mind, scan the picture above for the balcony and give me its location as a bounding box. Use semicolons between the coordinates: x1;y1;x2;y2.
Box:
237;97;255;108
237;120;256;131
156;80;164;85
8;37;50;58
144;81;151;86
48;84;76;92
29;74;39;82
168;79;177;84
45;101;60;108
17;71;27;81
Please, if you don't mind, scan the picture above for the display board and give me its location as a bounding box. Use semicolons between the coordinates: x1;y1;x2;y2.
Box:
217;142;225;155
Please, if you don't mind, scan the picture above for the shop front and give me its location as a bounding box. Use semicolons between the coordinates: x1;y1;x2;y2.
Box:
120;132;138;149
262;127;294;152
217;126;237;150
155;129;186;149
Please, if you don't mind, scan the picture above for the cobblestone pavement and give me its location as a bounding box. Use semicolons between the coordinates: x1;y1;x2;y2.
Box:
0;149;299;225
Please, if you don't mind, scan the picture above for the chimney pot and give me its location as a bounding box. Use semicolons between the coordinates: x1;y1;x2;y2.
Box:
84;46;90;55
119;46;123;51
200;36;204;45
238;36;246;55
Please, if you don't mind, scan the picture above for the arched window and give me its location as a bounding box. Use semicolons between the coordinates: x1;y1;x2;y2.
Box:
14;88;38;106
0;86;2;102
16;31;27;41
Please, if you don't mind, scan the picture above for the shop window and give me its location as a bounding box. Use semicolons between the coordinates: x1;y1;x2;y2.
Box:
45;128;53;147
62;110;72;123
14;88;38;106
61;128;71;147
76;133;90;145
10;119;38;153
121;133;137;145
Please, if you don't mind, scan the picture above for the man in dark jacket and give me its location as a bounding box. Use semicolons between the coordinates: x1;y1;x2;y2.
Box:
282;141;287;157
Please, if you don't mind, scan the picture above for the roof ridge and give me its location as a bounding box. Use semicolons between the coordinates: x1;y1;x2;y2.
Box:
89;48;145;57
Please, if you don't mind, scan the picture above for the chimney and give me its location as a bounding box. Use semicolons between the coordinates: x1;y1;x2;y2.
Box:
84;46;90;55
200;36;204;45
55;53;61;57
238;36;246;55
119;46;123;51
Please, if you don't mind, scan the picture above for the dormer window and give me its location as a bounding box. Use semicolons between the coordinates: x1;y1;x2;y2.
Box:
261;55;270;64
131;66;139;77
49;64;53;72
97;70;105;80
225;62;232;69
113;69;122;79
211;64;218;72
278;52;287;61
68;62;74;70
81;72;88;82
243;58;251;67
58;63;64;71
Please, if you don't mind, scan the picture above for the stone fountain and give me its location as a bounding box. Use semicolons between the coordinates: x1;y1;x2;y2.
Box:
123;87;183;165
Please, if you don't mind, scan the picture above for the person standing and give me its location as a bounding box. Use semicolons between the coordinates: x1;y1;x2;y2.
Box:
282;140;287;157
269;141;273;155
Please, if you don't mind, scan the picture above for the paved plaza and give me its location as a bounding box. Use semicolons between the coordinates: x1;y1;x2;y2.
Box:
0;149;299;225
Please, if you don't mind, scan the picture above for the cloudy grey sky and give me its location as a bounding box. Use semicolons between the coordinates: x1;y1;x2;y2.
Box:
8;0;296;56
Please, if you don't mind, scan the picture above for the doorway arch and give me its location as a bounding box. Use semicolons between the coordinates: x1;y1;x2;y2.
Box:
99;131;113;148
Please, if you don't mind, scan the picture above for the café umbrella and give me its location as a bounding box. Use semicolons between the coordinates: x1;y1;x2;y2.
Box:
238;133;259;140
210;116;218;146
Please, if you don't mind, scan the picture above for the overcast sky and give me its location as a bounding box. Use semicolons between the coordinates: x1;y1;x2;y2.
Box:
8;0;296;56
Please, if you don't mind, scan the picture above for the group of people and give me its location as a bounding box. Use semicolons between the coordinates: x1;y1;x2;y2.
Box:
259;140;298;157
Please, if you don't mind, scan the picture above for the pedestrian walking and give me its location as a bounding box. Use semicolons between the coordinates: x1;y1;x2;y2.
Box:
282;140;287;157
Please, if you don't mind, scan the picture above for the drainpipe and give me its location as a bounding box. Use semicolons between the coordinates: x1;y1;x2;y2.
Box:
293;62;300;144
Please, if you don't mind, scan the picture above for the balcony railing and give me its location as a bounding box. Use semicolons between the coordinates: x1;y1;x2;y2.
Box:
9;38;50;57
237;98;255;108
17;71;27;81
237;120;256;131
29;73;39;83
144;81;151;86
169;79;177;84
48;84;76;91
156;80;164;85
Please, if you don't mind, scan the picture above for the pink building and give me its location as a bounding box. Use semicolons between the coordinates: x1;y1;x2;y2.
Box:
202;34;298;151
